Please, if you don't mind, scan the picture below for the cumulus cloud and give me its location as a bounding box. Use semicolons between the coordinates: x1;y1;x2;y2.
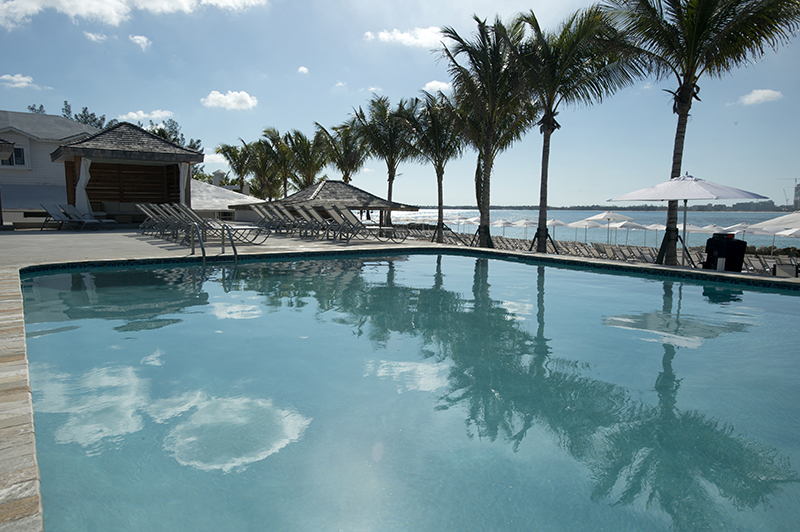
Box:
297;66;308;74
735;89;783;106
359;86;382;93
83;31;107;42
118;109;174;122
129;34;151;51
0;0;270;30
0;73;37;88
423;80;452;93
204;153;229;165
364;27;442;48
200;90;258;110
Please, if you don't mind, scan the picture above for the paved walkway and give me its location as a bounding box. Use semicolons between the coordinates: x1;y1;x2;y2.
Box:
0;227;796;531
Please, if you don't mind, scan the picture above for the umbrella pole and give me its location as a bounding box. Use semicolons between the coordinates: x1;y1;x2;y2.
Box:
681;199;688;266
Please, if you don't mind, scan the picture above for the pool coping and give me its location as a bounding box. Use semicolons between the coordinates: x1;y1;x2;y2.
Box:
1;234;798;531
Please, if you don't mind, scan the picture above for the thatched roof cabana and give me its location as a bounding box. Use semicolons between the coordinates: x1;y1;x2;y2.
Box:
50;122;203;213
278;180;418;212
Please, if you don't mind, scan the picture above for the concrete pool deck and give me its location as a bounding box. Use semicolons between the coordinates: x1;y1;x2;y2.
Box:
1;227;797;531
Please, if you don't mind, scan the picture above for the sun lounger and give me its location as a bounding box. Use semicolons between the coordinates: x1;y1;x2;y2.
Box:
60;204;118;230
334;204;409;243
173;203;268;244
41;203;104;230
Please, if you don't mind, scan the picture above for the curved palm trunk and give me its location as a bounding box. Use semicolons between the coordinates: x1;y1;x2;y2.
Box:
658;87;693;266
436;166;445;243
385;168;395;226
478;141;493;248
536;127;554;253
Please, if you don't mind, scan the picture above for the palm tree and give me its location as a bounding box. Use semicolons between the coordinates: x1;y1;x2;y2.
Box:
354;95;418;226
245;140;281;200
601;0;800;265
261;127;293;199
315;118;368;184
510;7;642;253
441;16;538;248
400;92;465;243
214;141;250;192
284;130;328;191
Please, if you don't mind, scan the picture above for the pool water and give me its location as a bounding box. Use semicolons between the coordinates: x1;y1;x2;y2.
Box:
22;254;800;531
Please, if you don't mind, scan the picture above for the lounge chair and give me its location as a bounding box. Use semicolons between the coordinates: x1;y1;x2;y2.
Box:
40;203;99;230
60;204;118;230
173;203;268;244
334;205;409;243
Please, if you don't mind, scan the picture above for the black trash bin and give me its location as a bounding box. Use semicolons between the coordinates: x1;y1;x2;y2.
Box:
703;233;746;272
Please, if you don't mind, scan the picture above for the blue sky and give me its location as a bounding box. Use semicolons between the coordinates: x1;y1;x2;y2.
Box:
2;0;798;208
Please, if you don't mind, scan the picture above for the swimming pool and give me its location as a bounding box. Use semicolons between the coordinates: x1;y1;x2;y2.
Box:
22;253;800;531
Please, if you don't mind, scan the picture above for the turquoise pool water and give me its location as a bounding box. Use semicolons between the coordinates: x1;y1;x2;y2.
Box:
22;254;800;531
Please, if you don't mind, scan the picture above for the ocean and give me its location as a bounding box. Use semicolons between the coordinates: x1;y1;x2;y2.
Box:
393;209;797;250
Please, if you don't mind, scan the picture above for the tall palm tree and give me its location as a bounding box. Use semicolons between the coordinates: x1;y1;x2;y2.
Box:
245;140;281;200
315;118;368;184
284;130;328;191
214;141;250;192
441;16;539;248
354;95;418;226
510;7;642;253
601;0;800;265
261;127;293;199
400;92;465;243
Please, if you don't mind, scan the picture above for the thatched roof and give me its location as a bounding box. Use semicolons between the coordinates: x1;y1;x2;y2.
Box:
279;180;418;211
50;122;204;164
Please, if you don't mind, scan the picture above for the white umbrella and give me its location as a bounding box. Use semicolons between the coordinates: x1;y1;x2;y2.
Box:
645;223;666;246
491;219;514;236
568;219;604;242
609;172;767;264
512;218;537;239
610;220;648;245
545;218;569;240
585;211;634;244
749;211;800;231
777;227;800;237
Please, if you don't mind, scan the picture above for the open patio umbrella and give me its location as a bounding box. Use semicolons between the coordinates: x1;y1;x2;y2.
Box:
491;219;514;236
610;220;648;245
645;223;666;246
584;211;634;244
545;219;569;240
750;211;800;231
568;219;603;242
609;173;767;264
512;219;537;239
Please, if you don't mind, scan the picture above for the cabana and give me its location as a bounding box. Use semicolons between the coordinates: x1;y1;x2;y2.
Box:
50;122;204;221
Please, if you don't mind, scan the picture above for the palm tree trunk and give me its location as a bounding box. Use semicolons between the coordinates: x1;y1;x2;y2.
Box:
658;86;693;266
436;166;445;243
536;127;553;253
385;168;395;226
479;142;493;248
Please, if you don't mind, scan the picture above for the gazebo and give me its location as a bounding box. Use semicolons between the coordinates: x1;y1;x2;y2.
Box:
50;122;204;216
278;180;417;224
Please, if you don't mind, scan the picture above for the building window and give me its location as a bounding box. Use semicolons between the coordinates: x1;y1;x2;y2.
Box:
1;147;25;166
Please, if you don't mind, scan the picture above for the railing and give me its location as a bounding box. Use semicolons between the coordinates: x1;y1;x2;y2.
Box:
221;224;238;263
189;222;206;264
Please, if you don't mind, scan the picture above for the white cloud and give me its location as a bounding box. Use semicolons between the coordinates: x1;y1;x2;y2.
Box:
332;81;348;93
423;80;452;93
83;31;107;42
359;86;382;93
297;66;309;74
200;90;258;110
129;34;151;51
118;109;174;122
0;0;270;30
366;27;442;48
0;73;37;88
204;153;228;165
736;89;783;106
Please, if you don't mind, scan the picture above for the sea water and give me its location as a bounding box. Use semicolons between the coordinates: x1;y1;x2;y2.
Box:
22;254;800;531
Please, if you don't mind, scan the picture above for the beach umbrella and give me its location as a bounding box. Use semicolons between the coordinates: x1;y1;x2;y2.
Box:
545;219;569;240
645;223;666;246
445;214;470;231
512;218;537;239
567;219;603;242
610;220;648;245
609;173;767;264
585;211;634;244
491;219;514;236
750;211;800;231
777;227;800;238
